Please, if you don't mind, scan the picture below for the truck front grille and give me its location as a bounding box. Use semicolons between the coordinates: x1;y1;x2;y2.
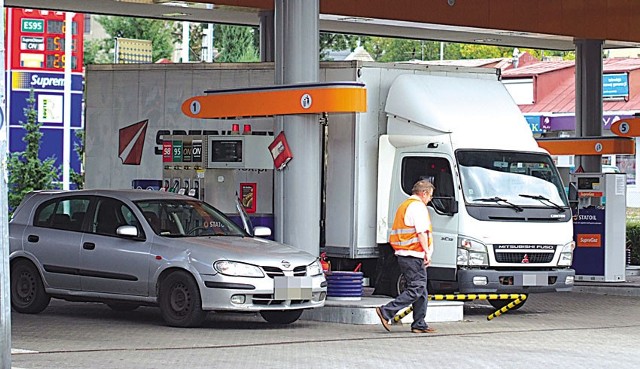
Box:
495;252;554;263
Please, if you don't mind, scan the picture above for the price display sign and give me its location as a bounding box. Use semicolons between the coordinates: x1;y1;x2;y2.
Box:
7;8;84;72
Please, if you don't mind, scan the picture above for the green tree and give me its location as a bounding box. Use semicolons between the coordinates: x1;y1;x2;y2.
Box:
215;24;259;62
84;38;112;65
96;16;174;62
70;129;85;190
172;22;205;61
520;49;575;61
459;44;513;59
319;33;365;60
365;37;463;62
7;90;59;213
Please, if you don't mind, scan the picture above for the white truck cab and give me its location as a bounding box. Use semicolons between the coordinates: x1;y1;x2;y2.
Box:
374;73;575;297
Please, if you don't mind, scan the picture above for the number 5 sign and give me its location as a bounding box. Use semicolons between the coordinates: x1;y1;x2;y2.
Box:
611;117;640;137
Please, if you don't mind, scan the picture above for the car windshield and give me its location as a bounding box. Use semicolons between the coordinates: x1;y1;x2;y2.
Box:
135;198;247;237
456;150;569;208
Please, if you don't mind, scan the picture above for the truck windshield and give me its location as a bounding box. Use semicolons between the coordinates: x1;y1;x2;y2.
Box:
456;150;568;208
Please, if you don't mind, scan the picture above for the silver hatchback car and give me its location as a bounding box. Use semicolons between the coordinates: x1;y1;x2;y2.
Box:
9;189;327;327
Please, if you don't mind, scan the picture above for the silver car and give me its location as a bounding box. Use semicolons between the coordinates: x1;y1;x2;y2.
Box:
9;189;327;327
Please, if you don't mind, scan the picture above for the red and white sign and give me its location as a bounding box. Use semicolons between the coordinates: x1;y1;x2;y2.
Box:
578;191;603;198
268;131;293;170
576;233;602;248
6;8;84;73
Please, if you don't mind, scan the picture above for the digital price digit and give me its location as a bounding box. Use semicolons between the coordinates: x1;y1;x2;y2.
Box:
46;54;78;69
46;37;77;51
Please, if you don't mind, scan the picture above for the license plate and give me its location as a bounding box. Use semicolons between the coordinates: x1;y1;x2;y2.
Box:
522;273;548;286
274;276;312;300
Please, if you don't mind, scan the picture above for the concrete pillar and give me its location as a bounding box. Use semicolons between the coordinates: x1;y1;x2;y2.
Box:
181;21;190;62
259;10;275;62
0;1;11;366
273;0;320;256
575;39;604;172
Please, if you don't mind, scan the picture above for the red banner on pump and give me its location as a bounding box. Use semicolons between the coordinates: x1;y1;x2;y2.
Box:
240;183;257;213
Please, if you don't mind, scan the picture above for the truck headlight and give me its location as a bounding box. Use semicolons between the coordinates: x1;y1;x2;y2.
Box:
457;237;488;266
307;260;323;276
214;260;264;277
557;241;575;267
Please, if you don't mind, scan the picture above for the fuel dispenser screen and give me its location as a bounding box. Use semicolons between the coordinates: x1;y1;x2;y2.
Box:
577;177;600;190
211;140;242;162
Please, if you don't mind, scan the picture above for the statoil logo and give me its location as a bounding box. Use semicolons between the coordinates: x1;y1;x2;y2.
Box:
119;119;149;165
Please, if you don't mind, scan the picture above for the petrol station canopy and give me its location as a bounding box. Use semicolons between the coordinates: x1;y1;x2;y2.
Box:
6;0;640;51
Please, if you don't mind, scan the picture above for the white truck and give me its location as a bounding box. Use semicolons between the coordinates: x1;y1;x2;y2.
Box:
85;61;575;307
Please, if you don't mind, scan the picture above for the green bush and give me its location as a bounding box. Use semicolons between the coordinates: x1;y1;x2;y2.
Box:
626;221;640;265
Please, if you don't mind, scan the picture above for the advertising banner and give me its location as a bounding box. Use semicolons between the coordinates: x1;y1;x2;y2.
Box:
5;8;84;188
572;207;606;276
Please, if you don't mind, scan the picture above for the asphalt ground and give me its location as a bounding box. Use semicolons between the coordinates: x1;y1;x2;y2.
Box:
8;286;640;369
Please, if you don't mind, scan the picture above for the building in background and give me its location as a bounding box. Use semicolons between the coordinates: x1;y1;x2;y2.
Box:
502;58;640;188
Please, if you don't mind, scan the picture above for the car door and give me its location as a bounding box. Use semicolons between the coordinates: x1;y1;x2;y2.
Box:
80;196;152;296
24;196;91;291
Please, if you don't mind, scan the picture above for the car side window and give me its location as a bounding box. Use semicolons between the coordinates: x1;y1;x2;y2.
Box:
34;197;91;231
91;198;142;237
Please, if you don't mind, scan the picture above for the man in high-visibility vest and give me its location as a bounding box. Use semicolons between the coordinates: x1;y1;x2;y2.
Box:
376;179;436;334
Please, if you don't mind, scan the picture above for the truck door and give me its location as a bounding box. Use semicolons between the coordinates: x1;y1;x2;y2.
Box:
394;154;459;284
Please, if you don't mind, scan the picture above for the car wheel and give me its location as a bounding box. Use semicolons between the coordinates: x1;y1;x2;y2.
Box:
10;260;51;314
259;309;303;324
158;271;207;327
488;296;528;311
106;302;140;312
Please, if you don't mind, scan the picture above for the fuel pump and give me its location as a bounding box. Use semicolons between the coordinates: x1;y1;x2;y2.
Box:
162;132;275;232
569;172;627;282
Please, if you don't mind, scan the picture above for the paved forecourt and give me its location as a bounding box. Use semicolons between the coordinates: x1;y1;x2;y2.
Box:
9;286;640;369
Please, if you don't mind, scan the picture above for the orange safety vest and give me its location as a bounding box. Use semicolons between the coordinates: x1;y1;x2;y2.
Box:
389;198;431;253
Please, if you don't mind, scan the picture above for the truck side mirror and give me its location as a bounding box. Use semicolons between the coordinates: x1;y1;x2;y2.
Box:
449;199;458;215
431;197;458;216
568;183;578;202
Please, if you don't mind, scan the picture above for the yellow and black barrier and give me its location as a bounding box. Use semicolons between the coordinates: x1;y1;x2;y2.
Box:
392;293;528;323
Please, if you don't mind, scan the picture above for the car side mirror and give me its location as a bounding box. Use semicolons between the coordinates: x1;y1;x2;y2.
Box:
253;226;272;238
117;225;142;239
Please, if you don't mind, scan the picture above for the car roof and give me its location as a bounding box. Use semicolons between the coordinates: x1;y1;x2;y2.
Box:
30;189;195;202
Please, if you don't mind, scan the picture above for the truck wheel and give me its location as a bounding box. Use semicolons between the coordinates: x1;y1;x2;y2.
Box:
395;274;438;296
395;273;407;297
11;260;51;314
159;271;207;327
260;309;303;324
488;296;528;311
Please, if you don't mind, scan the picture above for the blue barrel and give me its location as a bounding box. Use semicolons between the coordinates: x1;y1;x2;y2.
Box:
326;271;363;300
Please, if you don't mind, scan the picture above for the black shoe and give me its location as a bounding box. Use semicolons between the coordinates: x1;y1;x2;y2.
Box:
411;327;437;334
375;307;391;332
